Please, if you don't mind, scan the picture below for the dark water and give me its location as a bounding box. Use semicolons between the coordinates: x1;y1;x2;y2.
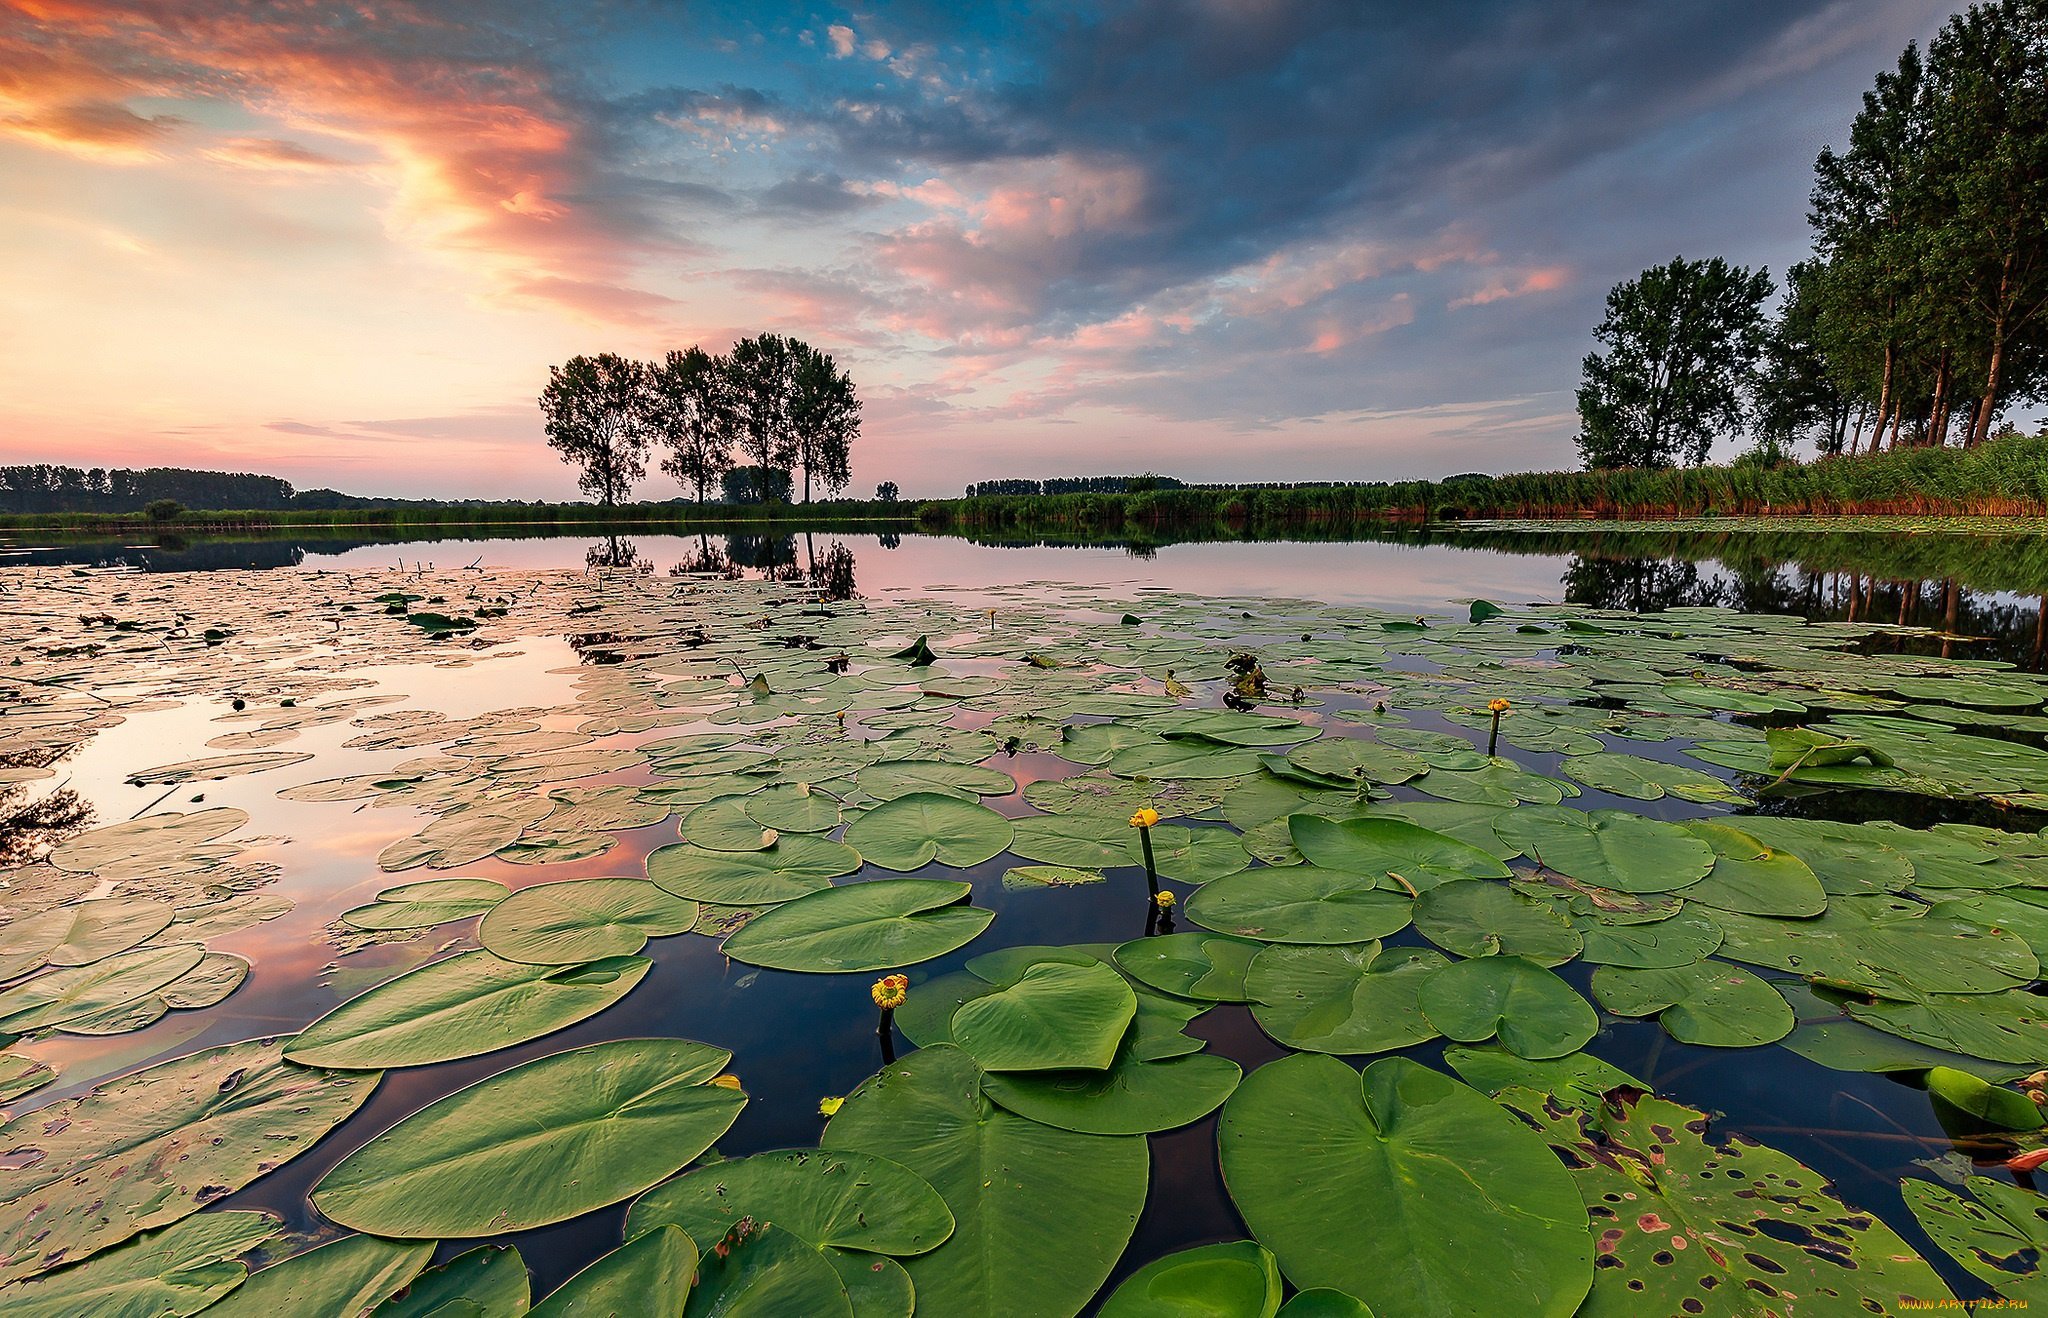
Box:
6;520;2045;1306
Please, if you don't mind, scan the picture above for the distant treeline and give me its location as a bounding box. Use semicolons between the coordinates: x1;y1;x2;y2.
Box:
0;465;300;513
920;433;2048;534
0;497;912;533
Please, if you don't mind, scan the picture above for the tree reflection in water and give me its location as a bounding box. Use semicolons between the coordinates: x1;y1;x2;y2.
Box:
0;745;93;869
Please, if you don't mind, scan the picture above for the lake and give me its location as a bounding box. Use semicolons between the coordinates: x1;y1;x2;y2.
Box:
1;521;2045;1313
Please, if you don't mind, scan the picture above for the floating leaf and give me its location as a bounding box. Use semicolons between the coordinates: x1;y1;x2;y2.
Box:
1902;1176;2048;1304
1186;867;1413;944
1287;814;1509;892
822;1045;1147;1318
1246;944;1443;1055
843;793;1014;871
0;1209;278;1318
0;1039;377;1284
1492;807;1713;893
1418;955;1597;1059
628;1149;953;1257
373;1244;528;1317
201;1233;434;1318
1500;1086;1954;1314
286;951;649;1068
0;944;204;1032
950;960;1137;1072
1219;1055;1590;1314
722;879;995;972
477;878;698;964
647;834;861;905
314;1039;744;1236
530;1226;697;1318
1590;961;1793;1047
680;1222;852;1318
1099;1241;1283;1318
1415;879;1583;965
1113;932;1262;1002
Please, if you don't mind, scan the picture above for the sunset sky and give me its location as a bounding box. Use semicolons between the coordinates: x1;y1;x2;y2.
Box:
1;1;1967;499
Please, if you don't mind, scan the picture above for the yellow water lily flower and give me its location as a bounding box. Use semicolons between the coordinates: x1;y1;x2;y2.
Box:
818;1096;845;1117
1488;697;1512;713
1129;807;1161;829
871;974;909;1009
1154;890;1176;909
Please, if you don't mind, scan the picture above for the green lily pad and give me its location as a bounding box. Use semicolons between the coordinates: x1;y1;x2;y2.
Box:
1926;1065;2046;1132
744;783;845;833
1219;1055;1590;1315
530;1226;698;1318
1902;1176;2048;1304
0;1209;279;1318
647;834;861;905
1186;867;1413;944
629;1148;953;1257
856;760;1017;800
1500;1086;1954;1313
314;1039;745;1236
842;793;1014;871
1113;932;1263;1002
1677;822;1827;917
1009;813;1134;868
822;1045;1147;1318
477;878;699;964
1492;807;1713;893
285;951;649;1068
1418;955;1597;1059
1591;961;1794;1047
722;880;995;972
341;878;507;931
1849;991;2048;1065
980;1049;1242;1136
682;797;781;851
1099;1241;1282;1318
1413;882;1581;964
950;959;1137;1072
1287;814;1509;891
373;1244;528;1317
1442;1044;1644;1112
0;944;205;1033
1247;944;1444;1055
680;1222;852;1318
202;1233;433;1318
1573;905;1723;968
0;1039;377;1284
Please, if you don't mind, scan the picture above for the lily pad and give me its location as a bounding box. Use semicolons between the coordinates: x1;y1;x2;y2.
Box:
1186;867;1413;944
0;1210;279;1318
286;951;649;1068
1246;944;1445;1055
949;959;1137;1072
1113;932;1263;1002
313;1039;745;1236
822;1045;1147;1318
530;1225;698;1318
647;834;861;905
1219;1054;1590;1314
1902;1176;2048;1304
1418;955;1597;1059
202;1233;434;1318
477;878;699;964
628;1148;953;1257
1099;1241;1283;1318
1492;807;1713;893
1413;882;1581;964
1590;961;1794;1047
0;1038;377;1284
722;879;995;972
843;793;1014;871
1287;814;1509;891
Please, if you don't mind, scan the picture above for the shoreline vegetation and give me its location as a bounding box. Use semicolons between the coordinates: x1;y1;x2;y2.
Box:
9;431;2048;538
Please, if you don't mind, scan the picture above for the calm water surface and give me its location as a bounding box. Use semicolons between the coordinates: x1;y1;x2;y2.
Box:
5;523;2045;1306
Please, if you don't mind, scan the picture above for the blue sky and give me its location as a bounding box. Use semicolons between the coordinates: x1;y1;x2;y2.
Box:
0;0;1963;496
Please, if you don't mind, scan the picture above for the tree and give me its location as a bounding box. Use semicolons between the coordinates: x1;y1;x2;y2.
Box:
875;481;900;502
1751;261;1853;455
143;498;183;521
722;465;793;504
1575;257;1774;469
539;354;652;510
1921;0;2048;444
645;347;733;504
724;333;798;487
786;341;860;502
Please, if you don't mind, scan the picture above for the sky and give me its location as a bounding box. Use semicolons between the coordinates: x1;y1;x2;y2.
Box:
0;0;1969;500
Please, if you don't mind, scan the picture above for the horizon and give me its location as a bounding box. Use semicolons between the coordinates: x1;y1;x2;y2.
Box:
2;0;1979;499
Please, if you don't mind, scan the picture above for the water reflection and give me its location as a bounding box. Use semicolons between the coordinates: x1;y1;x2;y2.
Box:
0;744;94;867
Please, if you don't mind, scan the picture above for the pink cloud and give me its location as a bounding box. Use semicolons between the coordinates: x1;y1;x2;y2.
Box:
1448;265;1569;309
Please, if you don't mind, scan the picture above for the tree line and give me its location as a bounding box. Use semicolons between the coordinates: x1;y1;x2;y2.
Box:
1577;0;2048;469
0;465;297;514
540;333;866;508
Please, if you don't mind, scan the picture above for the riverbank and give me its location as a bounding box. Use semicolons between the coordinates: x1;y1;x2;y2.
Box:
0;499;917;534
918;433;2048;534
